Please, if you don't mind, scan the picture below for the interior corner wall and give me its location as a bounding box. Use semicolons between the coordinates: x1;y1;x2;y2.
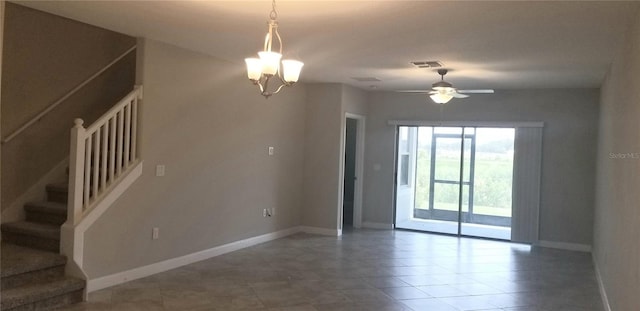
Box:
363;89;599;246
301;84;369;231
342;85;368;116
302;84;343;230
82;39;307;278
593;8;640;311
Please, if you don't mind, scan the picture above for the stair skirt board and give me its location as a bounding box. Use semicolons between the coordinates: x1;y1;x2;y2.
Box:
88;226;337;292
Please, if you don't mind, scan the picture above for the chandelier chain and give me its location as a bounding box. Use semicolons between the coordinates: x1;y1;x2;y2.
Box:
270;0;278;20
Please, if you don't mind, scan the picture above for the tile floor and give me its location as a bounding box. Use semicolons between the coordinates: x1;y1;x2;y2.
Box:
62;229;604;310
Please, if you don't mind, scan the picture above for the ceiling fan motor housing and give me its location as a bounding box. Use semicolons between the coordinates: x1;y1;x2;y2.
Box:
432;81;453;89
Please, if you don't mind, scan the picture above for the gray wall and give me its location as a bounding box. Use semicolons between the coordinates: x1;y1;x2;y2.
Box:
302;84;343;230
302;84;368;231
593;8;640;310
363;89;599;245
83;39;307;278
1;3;136;210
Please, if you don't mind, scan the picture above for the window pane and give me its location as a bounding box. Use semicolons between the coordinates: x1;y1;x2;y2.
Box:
434;137;461;181
400;154;409;185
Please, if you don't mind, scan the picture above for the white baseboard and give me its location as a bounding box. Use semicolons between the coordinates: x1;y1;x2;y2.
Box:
299;226;341;236
538;240;592;252
593;255;612;311
86;226;301;292
362;222;394;230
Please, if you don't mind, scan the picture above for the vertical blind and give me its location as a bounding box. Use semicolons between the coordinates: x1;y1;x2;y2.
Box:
511;127;543;243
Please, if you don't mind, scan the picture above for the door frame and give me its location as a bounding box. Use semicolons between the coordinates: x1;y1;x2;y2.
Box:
339;113;365;229
392;122;525;239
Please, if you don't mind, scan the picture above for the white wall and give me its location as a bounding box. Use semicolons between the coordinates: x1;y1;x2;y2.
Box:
363;89;599;246
82;39;307;278
593;8;640;310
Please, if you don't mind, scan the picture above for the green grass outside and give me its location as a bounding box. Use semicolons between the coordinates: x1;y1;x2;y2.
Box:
414;151;513;217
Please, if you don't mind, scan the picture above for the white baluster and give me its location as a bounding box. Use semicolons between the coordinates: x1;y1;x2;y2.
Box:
83;134;92;209
101;123;108;191
124;101;131;168
92;129;100;201
116;109;124;176
131;97;138;161
109;117;116;184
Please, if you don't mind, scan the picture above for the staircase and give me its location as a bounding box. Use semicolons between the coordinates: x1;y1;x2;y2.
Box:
1;182;85;310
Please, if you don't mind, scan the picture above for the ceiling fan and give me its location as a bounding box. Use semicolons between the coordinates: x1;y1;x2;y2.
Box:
399;69;494;104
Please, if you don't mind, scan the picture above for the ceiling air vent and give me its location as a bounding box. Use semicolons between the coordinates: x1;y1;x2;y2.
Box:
410;61;443;68
350;77;381;82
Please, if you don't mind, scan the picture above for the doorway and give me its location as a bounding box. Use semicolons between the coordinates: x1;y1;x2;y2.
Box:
394;126;515;240
343;118;357;227
341;114;365;229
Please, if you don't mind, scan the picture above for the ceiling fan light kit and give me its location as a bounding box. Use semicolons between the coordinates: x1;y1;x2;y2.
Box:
430;92;455;104
398;69;494;105
245;0;303;99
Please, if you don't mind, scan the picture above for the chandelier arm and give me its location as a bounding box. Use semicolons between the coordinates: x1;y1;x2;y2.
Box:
263;32;271;52
270;83;288;96
274;27;283;54
274;74;294;87
262;75;272;96
265;21;275;52
255;78;266;95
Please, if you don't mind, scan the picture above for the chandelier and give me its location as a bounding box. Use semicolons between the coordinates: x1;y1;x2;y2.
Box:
245;0;303;99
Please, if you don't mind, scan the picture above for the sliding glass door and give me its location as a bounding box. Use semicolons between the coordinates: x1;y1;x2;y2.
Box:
395;126;515;240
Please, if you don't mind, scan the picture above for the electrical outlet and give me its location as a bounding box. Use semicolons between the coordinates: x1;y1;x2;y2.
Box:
152;227;159;240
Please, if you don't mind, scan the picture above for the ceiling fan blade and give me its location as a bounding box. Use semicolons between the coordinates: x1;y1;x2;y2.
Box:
456;89;495;94
451;92;469;98
396;90;431;93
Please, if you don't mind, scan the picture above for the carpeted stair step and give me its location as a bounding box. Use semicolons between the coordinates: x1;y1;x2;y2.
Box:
1;222;61;252
1;243;67;290
46;183;68;204
0;277;84;311
24;201;68;226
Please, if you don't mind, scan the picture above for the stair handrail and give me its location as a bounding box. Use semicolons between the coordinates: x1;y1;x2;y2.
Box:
1;45;137;144
67;85;143;225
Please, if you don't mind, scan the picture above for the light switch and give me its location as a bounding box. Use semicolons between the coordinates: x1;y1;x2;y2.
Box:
268;146;274;156
156;165;165;176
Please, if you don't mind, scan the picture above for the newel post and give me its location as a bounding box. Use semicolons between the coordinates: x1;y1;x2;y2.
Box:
67;118;86;225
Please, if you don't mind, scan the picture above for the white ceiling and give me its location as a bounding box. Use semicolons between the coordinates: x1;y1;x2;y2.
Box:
16;1;640;91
